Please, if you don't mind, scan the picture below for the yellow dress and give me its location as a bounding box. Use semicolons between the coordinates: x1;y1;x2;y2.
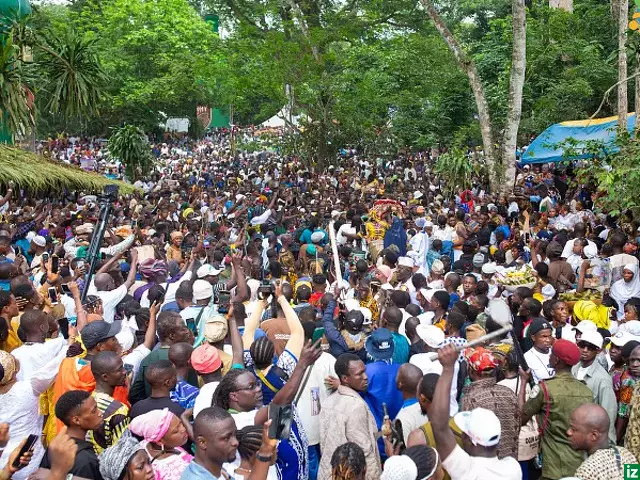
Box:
0;317;22;353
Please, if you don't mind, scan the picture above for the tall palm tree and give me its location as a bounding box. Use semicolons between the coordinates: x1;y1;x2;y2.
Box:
0;30;36;141
38;28;107;122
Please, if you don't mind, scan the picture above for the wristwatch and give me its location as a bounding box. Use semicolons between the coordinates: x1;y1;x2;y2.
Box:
256;451;274;463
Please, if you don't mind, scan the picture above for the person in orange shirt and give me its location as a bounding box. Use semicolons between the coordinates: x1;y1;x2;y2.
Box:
53;320;128;432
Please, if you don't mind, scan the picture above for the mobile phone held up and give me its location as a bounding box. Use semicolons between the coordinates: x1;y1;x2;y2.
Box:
12;434;38;468
268;403;293;440
48;286;59;305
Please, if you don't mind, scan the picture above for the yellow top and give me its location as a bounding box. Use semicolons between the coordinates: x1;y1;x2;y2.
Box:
0;317;22;353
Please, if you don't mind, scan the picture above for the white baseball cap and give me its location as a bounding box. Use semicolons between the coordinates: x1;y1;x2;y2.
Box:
576;330;603;349
607;331;639;347
416;325;445;349
453;408;501;447
192;279;214;301
573;320;598;334
197;264;224;279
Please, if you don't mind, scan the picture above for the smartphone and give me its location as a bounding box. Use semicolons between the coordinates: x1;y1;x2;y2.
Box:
186;318;197;336
132;219;138;228
76;259;85;270
123;363;133;375
217;290;231;314
47;286;58;305
267;403;293;440
11;434;38;468
203;239;210;249
41;252;49;264
61;284;71;295
51;255;59;274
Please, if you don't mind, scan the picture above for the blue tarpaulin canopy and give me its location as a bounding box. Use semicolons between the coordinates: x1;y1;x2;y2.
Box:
520;113;636;164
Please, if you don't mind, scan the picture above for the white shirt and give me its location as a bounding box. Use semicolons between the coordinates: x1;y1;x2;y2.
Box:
12;336;67;381
123;344;151;378
524;348;555;383
561;238;597;260
296;352;336;446
394;402;427;445
336;223;355;246
193;381;220;419
442;444;521;480
87;282;128;323
410;355;459;415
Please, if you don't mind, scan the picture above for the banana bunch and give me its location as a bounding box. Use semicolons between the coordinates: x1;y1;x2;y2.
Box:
499;268;536;286
559;291;602;302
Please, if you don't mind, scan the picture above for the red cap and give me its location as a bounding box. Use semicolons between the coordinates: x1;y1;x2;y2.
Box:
190;344;222;374
552;339;581;366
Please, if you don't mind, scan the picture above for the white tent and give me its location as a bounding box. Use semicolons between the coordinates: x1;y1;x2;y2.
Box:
260;105;308;128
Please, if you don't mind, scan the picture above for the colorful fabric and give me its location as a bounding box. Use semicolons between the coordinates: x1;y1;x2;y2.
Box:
87;391;130;455
464;347;497;372
618;369;639;418
170;379;200;410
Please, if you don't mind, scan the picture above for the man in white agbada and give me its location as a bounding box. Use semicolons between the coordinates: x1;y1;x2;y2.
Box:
408;218;430;274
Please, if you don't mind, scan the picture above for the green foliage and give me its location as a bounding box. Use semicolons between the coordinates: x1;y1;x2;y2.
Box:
434;148;474;196
107;124;152;181
0;26;35;139
560;135;640;216
38;28;106;121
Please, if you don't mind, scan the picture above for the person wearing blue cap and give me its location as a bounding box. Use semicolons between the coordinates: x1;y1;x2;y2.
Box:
362;328;403;461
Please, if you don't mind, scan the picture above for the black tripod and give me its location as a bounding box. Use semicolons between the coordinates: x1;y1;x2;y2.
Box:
81;184;119;302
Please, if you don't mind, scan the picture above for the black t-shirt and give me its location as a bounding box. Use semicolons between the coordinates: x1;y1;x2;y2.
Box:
40;438;103;480
129;395;184;419
410;339;425;357
477;227;491;246
453;254;474;273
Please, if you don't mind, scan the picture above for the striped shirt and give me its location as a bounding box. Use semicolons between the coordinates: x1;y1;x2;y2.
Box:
87;391;130;455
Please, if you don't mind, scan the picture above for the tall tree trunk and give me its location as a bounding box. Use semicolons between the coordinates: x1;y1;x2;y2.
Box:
549;0;573;12
501;0;527;192
618;0;629;131
420;0;498;190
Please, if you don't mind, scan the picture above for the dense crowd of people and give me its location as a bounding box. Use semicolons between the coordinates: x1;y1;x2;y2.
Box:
1;129;640;480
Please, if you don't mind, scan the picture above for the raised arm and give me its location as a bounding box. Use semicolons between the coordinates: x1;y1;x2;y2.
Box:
431;345;458;461
144;302;159;350
123;249;139;289
230;253;249;302
254;340;321;425
68;281;87;332
243;300;267;350
227;306;244;367
278;283;304;359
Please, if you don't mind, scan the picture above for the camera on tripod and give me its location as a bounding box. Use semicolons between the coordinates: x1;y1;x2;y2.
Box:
98;184;119;204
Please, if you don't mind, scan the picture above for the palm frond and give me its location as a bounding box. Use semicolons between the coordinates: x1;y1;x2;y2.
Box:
0;145;136;193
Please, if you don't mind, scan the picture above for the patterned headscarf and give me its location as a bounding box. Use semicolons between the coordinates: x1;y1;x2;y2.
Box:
464;347;498;372
0;351;17;392
138;258;168;280
98;431;146;480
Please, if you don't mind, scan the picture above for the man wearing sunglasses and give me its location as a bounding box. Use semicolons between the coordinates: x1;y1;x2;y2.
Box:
572;330;617;442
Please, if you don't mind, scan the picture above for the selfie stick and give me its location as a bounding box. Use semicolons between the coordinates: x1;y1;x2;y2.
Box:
328;220;342;286
423;325;512;361
82;185;119;302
